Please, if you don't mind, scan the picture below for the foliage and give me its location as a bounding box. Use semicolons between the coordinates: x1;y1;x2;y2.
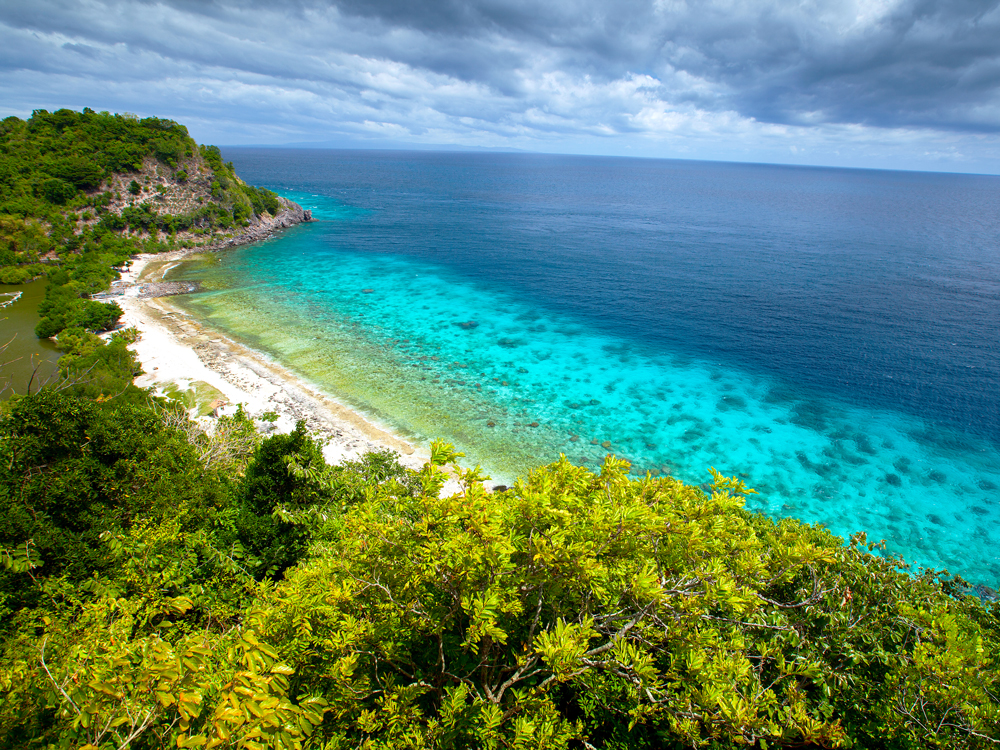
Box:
0;214;50;283
1;381;999;749
36;284;123;338
159;402;264;475
0;388;229;616
0;107;288;340
233;422;331;580
41;177;76;204
52;326;143;399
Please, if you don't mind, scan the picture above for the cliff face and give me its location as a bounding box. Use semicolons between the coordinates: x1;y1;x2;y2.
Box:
98;155;216;219
79;152;311;252
212;196;312;249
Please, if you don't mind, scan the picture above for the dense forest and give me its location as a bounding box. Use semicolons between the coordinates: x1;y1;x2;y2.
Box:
2;110;999;749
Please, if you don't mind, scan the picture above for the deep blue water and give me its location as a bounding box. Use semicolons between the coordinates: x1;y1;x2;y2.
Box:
175;149;1000;583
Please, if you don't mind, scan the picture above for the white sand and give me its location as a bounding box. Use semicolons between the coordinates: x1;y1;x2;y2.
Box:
115;251;465;493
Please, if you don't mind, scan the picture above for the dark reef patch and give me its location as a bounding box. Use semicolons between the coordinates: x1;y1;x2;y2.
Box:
763;386;797;406
790;400;829;431
717;395;747;411
824;444;867;466
893;456;912;474
852;433;877;456
797;451;835;478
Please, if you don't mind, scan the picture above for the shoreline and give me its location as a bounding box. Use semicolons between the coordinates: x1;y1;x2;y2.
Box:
115;250;467;492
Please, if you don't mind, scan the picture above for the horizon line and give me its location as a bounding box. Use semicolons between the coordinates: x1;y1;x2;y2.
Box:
217;143;1000;179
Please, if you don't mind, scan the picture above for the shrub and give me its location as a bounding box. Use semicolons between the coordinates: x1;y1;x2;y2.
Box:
50;157;104;190
41;178;76;205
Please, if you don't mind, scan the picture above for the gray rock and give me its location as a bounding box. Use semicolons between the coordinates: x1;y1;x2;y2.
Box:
211;197;313;250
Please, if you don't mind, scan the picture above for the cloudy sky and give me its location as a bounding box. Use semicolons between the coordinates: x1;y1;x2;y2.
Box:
2;0;1000;172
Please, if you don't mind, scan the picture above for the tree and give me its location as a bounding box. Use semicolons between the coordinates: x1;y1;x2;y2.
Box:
41;178;76;205
254;448;1000;749
50;156;104;190
233;422;331;580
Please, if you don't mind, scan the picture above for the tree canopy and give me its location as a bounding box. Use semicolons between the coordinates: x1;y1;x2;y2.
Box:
1;377;998;748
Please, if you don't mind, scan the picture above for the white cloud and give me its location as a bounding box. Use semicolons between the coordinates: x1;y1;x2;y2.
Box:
1;0;999;172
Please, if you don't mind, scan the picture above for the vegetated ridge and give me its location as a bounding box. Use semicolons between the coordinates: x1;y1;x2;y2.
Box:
0;107;309;339
1;109;999;750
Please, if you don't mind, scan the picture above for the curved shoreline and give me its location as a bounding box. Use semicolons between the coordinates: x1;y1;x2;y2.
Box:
116;249;467;493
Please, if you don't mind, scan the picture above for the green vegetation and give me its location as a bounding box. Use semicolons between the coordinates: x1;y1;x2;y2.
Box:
1;107;999;748
0;215;49;284
0;108;193;219
1;339;999;749
0;107;285;339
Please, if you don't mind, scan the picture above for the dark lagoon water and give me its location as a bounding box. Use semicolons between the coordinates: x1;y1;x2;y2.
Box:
1;277;61;397
171;149;1000;584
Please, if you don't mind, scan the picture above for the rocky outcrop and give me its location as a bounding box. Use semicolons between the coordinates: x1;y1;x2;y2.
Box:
93;278;200;301
80;155;313;252
208;196;313;250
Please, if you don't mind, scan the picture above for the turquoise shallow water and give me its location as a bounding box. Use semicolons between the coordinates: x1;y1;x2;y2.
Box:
170;152;1000;585
171;195;999;586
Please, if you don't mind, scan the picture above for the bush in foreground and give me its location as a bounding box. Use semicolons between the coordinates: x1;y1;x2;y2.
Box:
1;386;998;749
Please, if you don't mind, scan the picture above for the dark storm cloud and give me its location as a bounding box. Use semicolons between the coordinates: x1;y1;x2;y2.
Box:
1;0;999;165
693;0;1000;131
320;0;1000;132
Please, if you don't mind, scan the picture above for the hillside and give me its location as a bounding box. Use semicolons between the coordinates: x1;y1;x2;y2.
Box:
78;150;310;251
0;108;309;337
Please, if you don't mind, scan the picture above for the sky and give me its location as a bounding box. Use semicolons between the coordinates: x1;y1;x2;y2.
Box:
2;0;1000;173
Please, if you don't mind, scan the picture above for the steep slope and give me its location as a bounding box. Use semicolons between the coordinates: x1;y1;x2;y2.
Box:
0;108;309;338
84;146;311;251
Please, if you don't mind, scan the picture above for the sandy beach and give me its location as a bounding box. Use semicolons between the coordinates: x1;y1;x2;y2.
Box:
114;250;461;486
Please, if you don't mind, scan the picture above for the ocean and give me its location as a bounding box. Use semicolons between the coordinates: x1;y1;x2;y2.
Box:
170;150;1000;585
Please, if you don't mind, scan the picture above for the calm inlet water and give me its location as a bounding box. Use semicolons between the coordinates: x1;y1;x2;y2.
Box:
171;150;1000;584
1;277;61;397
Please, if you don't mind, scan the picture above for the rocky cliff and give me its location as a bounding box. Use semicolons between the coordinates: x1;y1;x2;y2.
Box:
77;151;312;253
211;195;312;249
